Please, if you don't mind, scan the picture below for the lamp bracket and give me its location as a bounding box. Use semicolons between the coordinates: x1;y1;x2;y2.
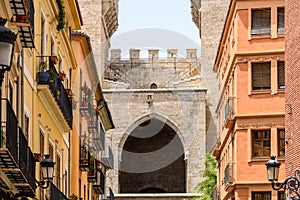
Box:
35;179;50;189
272;169;300;199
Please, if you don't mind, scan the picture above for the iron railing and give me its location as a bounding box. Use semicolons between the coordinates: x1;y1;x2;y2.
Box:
0;99;36;194
93;122;105;152
93;170;105;194
88;155;97;183
224;163;234;187
50;182;68;200
79;144;90;171
101;145;114;169
36;56;72;128
19;127;36;190
224;97;234;123
80;86;94;117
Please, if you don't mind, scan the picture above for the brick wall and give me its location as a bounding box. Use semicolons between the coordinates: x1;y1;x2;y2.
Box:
285;0;300;176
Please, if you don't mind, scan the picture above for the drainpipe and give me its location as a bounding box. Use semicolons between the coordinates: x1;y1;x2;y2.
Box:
68;130;71;198
21;49;24;132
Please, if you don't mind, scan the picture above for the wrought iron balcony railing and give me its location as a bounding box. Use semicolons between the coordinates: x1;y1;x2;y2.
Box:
80;86;94;118
101;145;114;169
93;170;105;194
224;97;234;129
36;56;72;128
79;144;90;171
0;99;36;196
88;155;97;183
50;182;68;200
224;163;234;189
89;119;105;152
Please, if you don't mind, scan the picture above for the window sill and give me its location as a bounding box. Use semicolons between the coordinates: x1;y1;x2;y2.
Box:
249;157;269;163
249;156;285;163
277;88;285;93
250;90;271;95
249;35;271;40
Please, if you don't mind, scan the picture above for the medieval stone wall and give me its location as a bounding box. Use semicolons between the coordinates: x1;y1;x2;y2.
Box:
103;49;207;194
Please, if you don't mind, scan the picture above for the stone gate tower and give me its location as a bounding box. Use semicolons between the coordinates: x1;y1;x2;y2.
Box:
103;49;208;199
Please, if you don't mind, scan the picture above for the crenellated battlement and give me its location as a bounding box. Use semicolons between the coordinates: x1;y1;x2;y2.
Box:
110;48;198;61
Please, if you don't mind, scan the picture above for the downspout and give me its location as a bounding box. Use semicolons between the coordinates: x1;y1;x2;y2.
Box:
68;130;71;198
21;49;24;132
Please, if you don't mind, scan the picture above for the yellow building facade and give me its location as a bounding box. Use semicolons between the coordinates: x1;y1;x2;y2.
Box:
0;0;113;199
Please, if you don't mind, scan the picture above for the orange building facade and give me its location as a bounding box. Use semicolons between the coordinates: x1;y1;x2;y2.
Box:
213;0;286;199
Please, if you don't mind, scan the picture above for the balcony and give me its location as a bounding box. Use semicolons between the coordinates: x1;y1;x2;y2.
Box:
93;170;105;194
101;145;114;169
88;118;98;135
224;163;234;191
80;86;94;118
9;0;35;48
36;56;72;129
93;123;105;152
50;182;68;200
79;144;90;171
224;97;235;129
88;155;97;183
102;0;118;38
213;186;220;200
0;99;36;197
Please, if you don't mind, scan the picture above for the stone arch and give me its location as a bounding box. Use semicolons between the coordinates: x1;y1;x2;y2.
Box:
118;112;185;151
119;116;186;193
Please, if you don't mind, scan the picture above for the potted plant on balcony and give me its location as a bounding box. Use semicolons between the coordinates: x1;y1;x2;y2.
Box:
58;71;66;80
37;61;49;83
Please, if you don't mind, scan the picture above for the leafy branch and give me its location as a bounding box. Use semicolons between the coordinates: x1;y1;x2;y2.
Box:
56;0;66;31
193;153;217;200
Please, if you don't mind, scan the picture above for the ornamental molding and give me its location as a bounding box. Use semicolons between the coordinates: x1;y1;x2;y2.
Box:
236;54;284;63
236;117;284;129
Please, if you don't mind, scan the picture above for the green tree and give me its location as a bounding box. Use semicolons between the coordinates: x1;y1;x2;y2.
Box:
193;153;217;200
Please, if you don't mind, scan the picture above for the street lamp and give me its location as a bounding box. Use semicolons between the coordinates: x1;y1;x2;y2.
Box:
0;17;17;83
266;156;300;199
36;155;55;189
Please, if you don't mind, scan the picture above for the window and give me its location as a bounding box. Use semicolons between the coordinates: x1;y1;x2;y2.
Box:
277;8;285;34
251;8;271;36
278;191;286;200
41;13;46;56
278;61;285;89
252;62;271;90
56;154;61;189
9;83;13;106
24;115;29;140
49;144;54;160
252;192;271;200
40;130;44;160
252;130;271;157
278;129;285;157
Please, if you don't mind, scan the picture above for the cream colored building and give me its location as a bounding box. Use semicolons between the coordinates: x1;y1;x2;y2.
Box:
0;0;81;199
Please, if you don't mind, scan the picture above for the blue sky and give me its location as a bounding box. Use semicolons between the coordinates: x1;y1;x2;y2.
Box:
110;0;201;58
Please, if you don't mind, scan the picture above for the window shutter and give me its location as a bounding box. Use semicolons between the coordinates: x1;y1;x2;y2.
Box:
262;63;271;89
252;64;262;89
277;61;285;88
277;8;285;34
251;9;271;35
252;62;271;90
